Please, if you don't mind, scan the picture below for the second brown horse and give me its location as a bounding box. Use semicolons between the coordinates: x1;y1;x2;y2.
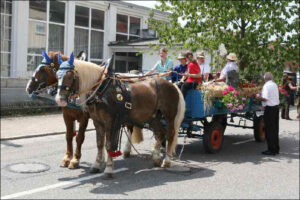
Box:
26;51;89;169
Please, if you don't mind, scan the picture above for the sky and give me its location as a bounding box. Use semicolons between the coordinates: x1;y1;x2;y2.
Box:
124;1;159;9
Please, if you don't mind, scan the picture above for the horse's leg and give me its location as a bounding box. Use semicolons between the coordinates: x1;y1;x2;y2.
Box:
103;121;115;179
69;115;89;169
61;114;74;167
150;118;166;167
90;120;106;173
123;125;133;158
162;120;176;168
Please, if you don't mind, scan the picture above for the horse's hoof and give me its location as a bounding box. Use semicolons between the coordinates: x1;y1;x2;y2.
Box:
102;173;113;180
68;159;79;169
89;167;101;174
161;161;171;168
153;159;161;167
123;152;131;158
60;160;70;168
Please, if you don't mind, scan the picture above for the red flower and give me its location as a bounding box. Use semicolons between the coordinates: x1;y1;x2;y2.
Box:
223;90;228;95
227;86;234;91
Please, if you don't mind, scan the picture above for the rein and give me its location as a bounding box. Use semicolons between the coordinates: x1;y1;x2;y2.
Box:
70;71;163;100
33;82;58;95
69;65;108;104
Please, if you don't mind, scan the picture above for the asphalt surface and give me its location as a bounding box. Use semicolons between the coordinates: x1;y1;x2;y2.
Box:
1;109;299;199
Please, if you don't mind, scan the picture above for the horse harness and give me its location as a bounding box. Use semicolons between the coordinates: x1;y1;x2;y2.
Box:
86;76;160;152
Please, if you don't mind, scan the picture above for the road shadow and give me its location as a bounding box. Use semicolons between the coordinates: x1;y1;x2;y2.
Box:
58;154;215;195
176;131;299;166
0;140;23;148
56;131;298;195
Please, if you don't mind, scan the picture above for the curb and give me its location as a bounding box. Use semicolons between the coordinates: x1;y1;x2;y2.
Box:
0;128;95;141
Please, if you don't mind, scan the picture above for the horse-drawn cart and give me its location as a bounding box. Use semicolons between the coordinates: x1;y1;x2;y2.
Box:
180;89;265;153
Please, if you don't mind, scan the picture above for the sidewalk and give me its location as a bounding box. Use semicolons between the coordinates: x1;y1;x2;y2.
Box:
1;113;95;140
1;108;299;140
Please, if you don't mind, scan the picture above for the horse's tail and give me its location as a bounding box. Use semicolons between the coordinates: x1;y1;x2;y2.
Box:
171;84;186;154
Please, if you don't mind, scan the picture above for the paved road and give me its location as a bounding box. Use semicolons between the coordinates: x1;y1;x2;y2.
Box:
1;110;299;199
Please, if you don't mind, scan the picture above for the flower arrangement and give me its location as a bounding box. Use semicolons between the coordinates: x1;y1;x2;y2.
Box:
221;86;249;112
200;82;228;111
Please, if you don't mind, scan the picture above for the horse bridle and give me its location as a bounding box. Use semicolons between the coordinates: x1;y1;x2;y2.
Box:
31;61;57;92
57;67;80;104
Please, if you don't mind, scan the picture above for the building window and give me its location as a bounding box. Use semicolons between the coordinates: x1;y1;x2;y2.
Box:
1;0;12;77
74;5;104;63
115;52;142;73
147;18;159;38
116;14;141;41
35;23;46;35
27;0;65;72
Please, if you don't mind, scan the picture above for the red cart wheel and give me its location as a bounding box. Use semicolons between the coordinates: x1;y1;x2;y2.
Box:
254;116;265;142
203;121;224;153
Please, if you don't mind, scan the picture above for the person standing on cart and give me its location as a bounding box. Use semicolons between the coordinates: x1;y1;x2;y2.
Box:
256;72;280;155
171;53;187;85
179;51;202;97
214;53;239;88
196;51;211;83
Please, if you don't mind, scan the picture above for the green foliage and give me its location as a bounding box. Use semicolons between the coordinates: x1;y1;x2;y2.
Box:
149;0;299;81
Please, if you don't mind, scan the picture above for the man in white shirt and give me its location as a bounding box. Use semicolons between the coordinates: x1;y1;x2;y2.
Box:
215;53;239;85
196;51;211;82
256;72;280;155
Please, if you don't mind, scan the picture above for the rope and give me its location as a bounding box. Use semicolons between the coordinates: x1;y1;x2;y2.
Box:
111;72;170;82
178;134;187;161
123;127;150;159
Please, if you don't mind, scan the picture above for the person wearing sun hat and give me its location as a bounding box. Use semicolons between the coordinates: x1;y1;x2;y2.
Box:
215;52;239;87
196;51;211;82
171;52;188;83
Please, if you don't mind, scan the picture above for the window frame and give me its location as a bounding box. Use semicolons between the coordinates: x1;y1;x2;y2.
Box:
0;0;12;77
116;14;141;41
74;5;105;63
114;52;142;73
27;1;66;71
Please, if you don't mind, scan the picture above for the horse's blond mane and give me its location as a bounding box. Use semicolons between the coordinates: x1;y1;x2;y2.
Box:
74;60;104;106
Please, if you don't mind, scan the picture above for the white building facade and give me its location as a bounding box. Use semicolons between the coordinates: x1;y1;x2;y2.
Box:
0;0;172;106
1;0;171;79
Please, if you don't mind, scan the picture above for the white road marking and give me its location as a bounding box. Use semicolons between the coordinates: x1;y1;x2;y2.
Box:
1;167;128;199
232;139;254;145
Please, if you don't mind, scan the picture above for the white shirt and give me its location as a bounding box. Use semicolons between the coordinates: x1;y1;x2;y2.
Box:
261;80;280;107
220;62;238;79
200;63;211;75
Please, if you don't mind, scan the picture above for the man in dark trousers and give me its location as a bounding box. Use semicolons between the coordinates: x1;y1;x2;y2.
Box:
256;72;280;155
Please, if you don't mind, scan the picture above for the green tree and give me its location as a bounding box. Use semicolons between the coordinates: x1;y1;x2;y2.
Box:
149;0;299;81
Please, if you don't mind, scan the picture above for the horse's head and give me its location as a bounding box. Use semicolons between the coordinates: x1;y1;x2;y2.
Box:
26;50;87;97
55;52;79;107
26;51;60;95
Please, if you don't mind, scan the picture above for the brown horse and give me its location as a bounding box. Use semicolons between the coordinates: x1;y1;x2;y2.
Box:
55;54;185;178
26;51;90;169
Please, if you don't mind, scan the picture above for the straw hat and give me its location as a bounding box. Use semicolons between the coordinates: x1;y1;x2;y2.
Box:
129;70;140;75
177;53;186;60
196;51;205;58
226;53;237;61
